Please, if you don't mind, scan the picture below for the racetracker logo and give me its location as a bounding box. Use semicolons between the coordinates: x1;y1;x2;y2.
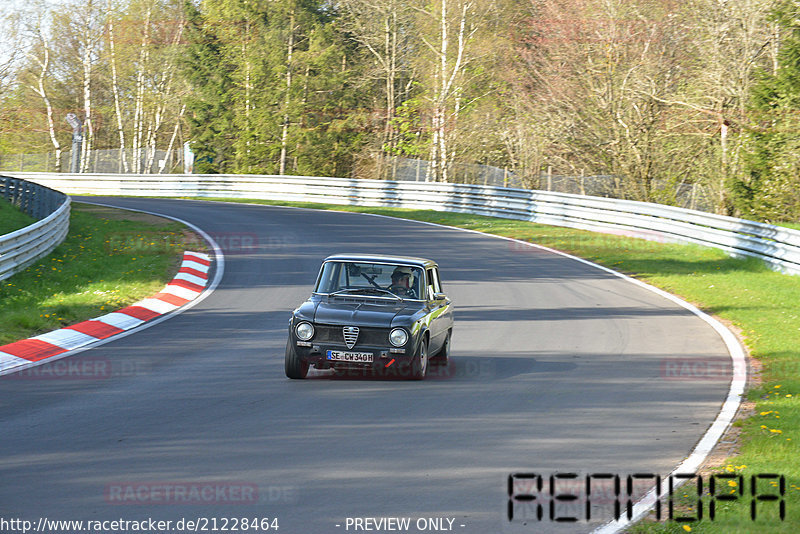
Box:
660;358;738;381
104;482;259;505
5;357;148;380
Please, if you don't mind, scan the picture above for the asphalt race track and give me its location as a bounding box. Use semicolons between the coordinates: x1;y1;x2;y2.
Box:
0;198;734;533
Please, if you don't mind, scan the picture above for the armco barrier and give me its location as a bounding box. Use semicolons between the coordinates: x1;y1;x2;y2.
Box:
0;176;71;282
10;172;800;276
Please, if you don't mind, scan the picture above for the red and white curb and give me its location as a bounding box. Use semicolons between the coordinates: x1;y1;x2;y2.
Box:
0;251;212;375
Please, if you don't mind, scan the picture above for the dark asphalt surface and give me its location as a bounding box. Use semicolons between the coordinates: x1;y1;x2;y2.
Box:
0;198;734;533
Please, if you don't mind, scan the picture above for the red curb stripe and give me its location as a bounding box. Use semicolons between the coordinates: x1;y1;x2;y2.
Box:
153;292;191;306
183;254;210;266
116;306;162;322
0;251;212;373
168;278;205;293
178;266;208;279
0;339;67;362
65;321;125;340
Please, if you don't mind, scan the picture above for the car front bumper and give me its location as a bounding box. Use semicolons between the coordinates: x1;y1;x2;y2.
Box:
293;340;411;371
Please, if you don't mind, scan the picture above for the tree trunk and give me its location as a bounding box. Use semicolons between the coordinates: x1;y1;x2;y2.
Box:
279;9;295;175
80;0;95;173
28;34;62;173
107;0;129;172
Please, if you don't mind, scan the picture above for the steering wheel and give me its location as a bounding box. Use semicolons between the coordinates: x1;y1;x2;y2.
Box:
388;284;415;298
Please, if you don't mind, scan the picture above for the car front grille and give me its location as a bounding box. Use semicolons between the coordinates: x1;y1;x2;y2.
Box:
314;325;389;347
343;327;359;348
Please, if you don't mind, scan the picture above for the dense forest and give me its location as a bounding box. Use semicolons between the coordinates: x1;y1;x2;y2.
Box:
1;0;799;221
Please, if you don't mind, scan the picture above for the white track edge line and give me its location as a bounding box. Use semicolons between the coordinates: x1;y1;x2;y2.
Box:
211;200;746;533
0;201;225;377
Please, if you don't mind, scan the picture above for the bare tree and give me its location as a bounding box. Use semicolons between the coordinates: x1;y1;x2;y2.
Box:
513;0;694;201
279;5;295;175
24;25;63;172
339;0;416;178
412;0;499;182
0;12;24;95
107;0;129;172
656;0;774;213
68;0;103;173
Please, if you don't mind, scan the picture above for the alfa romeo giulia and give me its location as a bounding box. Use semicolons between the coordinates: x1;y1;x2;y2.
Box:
285;254;453;380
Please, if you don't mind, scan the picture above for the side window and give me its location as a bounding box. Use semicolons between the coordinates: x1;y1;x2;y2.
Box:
426;268;442;299
431;268;442;293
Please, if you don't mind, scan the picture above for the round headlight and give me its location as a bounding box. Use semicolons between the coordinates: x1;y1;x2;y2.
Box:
295;322;314;341
390;328;408;347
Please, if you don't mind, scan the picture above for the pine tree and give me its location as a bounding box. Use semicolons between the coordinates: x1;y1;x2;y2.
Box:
181;0;237;173
743;0;800;221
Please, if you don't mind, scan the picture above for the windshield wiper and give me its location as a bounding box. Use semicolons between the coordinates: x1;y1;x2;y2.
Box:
329;288;403;300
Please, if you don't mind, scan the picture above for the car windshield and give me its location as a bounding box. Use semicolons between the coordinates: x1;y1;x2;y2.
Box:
315;261;424;300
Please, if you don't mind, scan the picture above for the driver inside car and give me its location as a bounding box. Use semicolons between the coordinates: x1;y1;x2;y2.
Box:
388;266;416;298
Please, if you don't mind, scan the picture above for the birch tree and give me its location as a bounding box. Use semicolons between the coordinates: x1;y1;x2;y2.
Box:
24;25;63;171
412;0;501;182
107;0;129;171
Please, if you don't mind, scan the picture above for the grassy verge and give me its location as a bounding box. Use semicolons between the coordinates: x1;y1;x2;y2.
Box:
194;197;799;532
0;197;35;235
0;202;201;345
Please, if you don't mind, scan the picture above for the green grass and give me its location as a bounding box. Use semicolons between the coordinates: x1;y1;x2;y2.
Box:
190;197;800;532
6;194;798;530
0;197;35;235
777;221;800;231
0;203;200;345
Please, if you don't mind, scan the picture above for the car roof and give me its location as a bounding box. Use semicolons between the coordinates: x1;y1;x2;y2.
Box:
322;254;437;268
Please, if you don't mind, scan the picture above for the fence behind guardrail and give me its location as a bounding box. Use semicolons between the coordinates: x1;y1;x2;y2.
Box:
0;175;71;282
10;172;800;276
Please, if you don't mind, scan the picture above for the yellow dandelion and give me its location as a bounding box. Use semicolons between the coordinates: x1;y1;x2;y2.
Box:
683;526;692;532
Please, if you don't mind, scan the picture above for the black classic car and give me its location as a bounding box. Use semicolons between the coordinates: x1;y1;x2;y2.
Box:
285;254;454;379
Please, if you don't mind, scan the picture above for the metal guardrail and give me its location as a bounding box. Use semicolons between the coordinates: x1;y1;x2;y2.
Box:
0;176;71;282
11;172;800;276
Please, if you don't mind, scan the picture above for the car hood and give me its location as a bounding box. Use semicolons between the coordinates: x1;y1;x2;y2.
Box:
313;299;420;328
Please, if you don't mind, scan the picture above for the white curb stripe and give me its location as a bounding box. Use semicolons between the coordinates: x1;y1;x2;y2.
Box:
33;329;99;350
94;312;146;330
173;272;207;286
162;284;202;300
134;298;180;315
182;260;210;273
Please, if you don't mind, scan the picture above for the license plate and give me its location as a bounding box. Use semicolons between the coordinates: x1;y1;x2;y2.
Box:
326;350;374;363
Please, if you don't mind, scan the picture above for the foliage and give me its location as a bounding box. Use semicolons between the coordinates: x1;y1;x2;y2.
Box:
742;0;800;221
0;0;798;220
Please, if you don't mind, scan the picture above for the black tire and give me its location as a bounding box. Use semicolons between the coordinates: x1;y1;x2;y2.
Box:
410;337;428;380
285;339;309;379
431;330;451;365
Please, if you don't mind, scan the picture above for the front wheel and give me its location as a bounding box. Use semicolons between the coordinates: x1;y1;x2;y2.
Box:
431;330;451;365
410;337;428;380
285;339;309;379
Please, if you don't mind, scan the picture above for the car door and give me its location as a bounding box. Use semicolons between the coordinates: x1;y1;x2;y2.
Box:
425;266;451;353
